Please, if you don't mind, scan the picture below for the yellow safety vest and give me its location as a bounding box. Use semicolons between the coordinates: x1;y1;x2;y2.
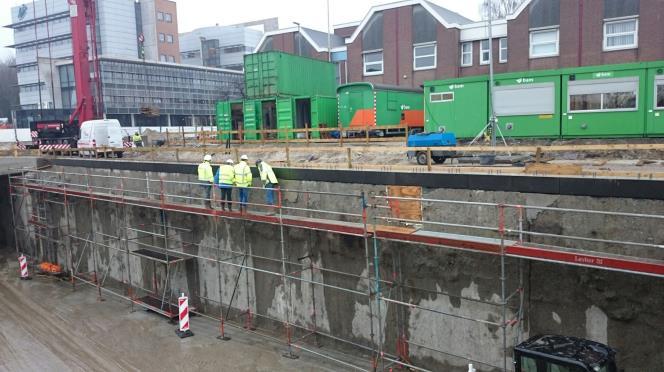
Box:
133;133;142;142
198;161;214;182
258;162;278;185
219;164;234;185
233;161;252;187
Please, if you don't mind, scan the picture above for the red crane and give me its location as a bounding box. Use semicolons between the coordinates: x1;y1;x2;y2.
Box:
29;0;102;150
67;0;102;125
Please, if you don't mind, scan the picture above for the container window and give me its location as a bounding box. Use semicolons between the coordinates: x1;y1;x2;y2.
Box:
363;51;383;76
480;40;490;65
460;42;472;67
530;28;559;58
603;18;638;51
568;77;639;112
494;82;555;116
430;92;454;103
656;83;664;109
414;43;436;70
499;38;508;63
362;12;383;51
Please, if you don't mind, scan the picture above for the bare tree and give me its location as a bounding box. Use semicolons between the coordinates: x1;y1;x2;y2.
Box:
0;56;18;123
479;0;526;20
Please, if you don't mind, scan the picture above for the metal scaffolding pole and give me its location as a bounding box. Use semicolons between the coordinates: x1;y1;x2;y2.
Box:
10;168;664;372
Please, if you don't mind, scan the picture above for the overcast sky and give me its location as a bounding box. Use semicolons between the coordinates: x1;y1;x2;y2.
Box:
0;0;483;60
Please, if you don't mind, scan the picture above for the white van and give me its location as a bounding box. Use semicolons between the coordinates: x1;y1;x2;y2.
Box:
77;119;126;157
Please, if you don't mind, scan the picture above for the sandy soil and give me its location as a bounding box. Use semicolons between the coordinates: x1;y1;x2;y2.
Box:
0;252;342;372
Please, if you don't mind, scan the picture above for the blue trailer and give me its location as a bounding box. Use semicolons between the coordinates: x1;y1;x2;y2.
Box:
406;132;457;165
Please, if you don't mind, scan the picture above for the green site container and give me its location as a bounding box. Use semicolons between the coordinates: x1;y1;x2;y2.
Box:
243;99;260;140
218;95;338;141
424;77;489;139
216;100;244;140
646;61;664;137
244;52;337;99
561;64;647;138
493;71;561;138
337;83;423;133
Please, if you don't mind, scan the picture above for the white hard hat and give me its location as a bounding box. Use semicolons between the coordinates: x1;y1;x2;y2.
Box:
204;154;212;161
240;154;248;160
226;159;234;164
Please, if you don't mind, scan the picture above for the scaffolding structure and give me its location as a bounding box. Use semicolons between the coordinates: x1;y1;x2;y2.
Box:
8;168;664;371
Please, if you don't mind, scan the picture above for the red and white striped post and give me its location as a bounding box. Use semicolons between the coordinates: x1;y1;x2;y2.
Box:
18;255;31;280
175;293;194;338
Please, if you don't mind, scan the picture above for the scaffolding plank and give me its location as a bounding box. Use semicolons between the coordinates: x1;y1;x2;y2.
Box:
131;248;188;264
20;182;664;278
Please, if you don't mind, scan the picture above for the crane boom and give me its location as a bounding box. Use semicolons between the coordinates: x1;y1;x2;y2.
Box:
67;0;101;125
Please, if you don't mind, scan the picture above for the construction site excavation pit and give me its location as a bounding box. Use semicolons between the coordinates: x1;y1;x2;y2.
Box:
3;158;664;372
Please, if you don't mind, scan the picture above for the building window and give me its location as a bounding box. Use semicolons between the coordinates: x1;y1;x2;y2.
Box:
530;28;559;58
413;43;436;70
166;34;174;43
165;13;172;23
568;77;638;112
655;79;664;109
603;18;638;51
460;42;472;67
362;12;383;52
157;12;164;21
430;92;454;103
363;51;383;76
160;54;167;62
480;40;490;65
159;33;165;42
167;55;175;63
499;38;508;63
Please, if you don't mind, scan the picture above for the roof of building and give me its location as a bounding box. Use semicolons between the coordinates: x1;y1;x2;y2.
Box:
424;1;473;25
346;0;533;43
254;26;346;53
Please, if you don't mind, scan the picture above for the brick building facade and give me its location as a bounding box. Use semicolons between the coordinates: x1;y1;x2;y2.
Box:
253;0;662;88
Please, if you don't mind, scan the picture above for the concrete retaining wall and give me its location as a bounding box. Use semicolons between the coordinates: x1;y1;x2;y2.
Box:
8;164;664;371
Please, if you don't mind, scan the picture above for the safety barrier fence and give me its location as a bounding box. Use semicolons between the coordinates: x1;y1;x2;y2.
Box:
7;168;664;371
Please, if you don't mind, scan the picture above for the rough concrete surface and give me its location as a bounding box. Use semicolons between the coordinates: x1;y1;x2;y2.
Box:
0;253;340;372
4;164;664;371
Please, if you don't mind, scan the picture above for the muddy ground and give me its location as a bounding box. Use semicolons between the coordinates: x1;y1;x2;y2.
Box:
0;252;343;372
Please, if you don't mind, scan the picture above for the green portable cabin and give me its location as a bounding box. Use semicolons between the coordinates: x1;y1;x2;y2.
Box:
337;83;424;131
561;63;647;138
273;95;337;139
493;70;561;138
424;76;489;139
216;100;244;140
220;96;337;141
244;52;337;99
646;61;664;136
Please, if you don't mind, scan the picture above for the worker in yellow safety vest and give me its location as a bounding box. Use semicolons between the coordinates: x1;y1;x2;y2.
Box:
214;159;235;211
198;154;214;209
256;159;278;208
132;132;143;147
233;154;252;213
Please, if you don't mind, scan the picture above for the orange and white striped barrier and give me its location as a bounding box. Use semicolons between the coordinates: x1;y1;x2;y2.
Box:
175;293;194;338
18;255;31;280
